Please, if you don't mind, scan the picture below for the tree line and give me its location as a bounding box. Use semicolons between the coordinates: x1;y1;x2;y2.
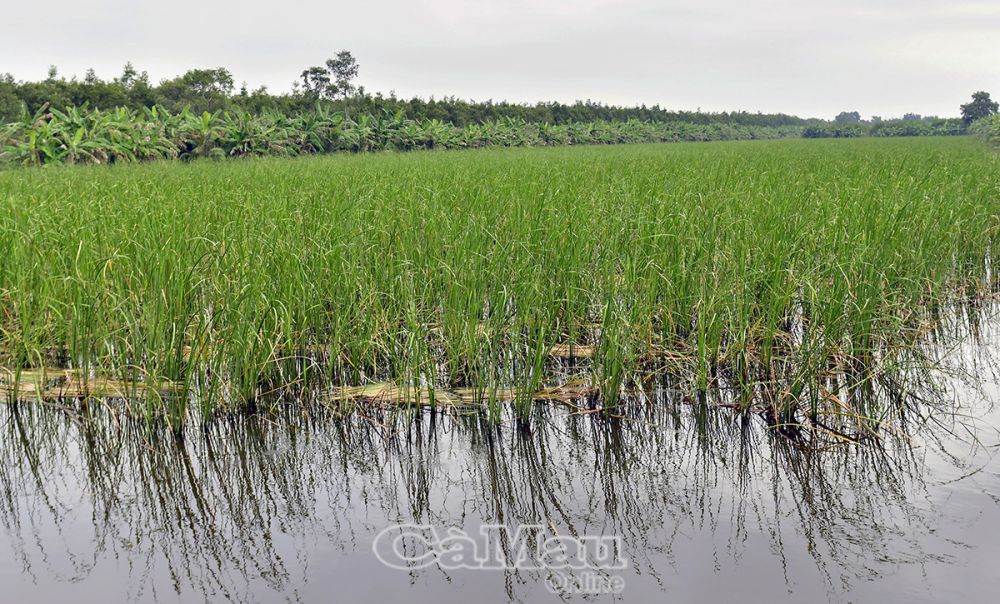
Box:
803;92;996;139
1;52;996;160
0;53;813;128
0;104;803;166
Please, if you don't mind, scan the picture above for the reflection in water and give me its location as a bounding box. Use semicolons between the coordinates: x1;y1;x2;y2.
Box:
2;318;1000;603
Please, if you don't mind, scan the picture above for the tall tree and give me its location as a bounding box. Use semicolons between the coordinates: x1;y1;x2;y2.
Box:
117;62;140;89
300;66;331;100
960;91;998;125
155;68;235;113
834;111;861;124
325;51;359;99
300;51;360;101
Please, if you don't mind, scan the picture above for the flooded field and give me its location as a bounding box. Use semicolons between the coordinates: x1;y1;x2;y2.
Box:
1;138;998;602
2;331;998;603
2;138;997;431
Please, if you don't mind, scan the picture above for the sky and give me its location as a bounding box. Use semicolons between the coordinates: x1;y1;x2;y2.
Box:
2;0;998;120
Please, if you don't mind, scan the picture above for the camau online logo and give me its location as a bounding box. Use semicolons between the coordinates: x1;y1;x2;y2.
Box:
373;523;627;594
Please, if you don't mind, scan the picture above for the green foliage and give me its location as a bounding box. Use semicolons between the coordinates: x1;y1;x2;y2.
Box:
960;91;998;125
0;63;813;128
155;68;236;114
0;139;995;432
300;51;360;101
970;114;1000;146
0;105;802;166
802;124;868;138
869;118;965;137
834;111;862;124
804;118;966;139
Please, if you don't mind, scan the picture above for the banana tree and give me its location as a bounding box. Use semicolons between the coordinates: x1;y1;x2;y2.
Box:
178;110;225;159
340;114;376;152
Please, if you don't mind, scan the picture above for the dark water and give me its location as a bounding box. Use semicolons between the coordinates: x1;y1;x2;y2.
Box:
1;353;999;602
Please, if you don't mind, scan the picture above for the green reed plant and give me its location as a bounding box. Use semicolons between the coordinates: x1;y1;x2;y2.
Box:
0;137;996;433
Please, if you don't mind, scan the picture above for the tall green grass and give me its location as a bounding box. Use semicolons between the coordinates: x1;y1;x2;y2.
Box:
0;137;996;432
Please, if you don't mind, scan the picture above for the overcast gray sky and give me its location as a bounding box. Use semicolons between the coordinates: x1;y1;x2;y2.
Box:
3;0;998;119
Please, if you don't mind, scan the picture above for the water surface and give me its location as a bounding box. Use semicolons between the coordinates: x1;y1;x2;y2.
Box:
1;351;999;603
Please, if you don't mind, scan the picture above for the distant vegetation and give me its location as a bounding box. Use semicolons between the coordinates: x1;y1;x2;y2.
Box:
0;55;808;128
802;117;966;139
1;54;996;166
961;91;999;125
0;104;801;166
808;91;998;139
971;114;1000;146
